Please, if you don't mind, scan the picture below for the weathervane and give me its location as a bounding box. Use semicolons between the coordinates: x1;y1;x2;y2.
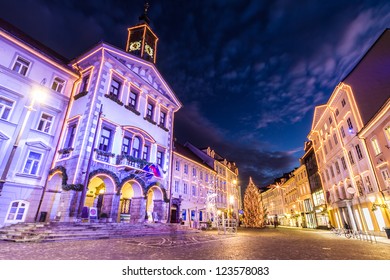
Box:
139;1;150;24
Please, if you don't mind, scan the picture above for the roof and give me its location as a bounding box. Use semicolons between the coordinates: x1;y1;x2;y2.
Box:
342;28;390;125
173;141;215;171
0;18;71;66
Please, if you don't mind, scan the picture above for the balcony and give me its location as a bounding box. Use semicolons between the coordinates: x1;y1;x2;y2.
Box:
116;154;150;170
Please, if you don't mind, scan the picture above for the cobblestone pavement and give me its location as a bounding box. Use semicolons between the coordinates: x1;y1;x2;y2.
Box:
0;227;389;260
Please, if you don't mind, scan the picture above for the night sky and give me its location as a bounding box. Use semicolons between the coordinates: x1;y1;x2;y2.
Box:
1;0;390;189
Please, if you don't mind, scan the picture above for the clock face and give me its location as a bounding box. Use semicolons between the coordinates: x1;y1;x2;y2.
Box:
129;41;141;51
144;43;154;57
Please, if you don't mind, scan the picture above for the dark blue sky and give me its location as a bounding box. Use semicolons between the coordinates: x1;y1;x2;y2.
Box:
1;0;390;189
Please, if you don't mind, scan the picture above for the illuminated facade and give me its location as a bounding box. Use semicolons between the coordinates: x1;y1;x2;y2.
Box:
300;141;327;228
170;141;217;227
308;29;390;235
261;183;285;226
358;98;390;230
40;13;181;223
0;19;78;226
293;165;316;228
172;143;242;225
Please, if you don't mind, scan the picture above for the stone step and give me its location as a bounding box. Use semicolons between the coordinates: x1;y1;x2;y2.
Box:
0;222;196;242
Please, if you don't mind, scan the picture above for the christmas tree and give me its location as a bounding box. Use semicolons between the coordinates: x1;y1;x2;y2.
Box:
243;177;265;227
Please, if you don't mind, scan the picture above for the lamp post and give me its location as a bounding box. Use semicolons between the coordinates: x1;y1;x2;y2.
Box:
229;194;235;219
0;84;46;195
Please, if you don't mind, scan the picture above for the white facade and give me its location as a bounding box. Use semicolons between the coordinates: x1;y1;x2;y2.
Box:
171;142;240;227
0;22;78;226
40;39;182;223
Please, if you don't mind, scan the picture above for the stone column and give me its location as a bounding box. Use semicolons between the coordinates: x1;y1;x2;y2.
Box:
346;200;357;231
110;193;121;222
153;199;167;223
130;197;146;223
58;190;80;222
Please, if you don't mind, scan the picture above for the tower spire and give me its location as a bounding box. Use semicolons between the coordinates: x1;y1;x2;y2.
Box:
139;1;150;24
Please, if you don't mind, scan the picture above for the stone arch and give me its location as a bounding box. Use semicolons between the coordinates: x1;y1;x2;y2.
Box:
119;179;145;223
40;172;63;221
145;185;167;222
84;172;117;220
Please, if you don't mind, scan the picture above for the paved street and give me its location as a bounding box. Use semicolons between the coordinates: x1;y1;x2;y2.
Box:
0;226;389;260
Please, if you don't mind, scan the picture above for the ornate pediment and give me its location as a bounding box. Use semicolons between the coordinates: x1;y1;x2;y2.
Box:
25;141;51;150
104;47;181;110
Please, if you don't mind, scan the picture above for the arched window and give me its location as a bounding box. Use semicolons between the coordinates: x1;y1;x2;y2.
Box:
5;200;29;223
132;136;141;158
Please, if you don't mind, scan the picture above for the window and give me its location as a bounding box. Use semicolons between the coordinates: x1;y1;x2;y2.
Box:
80;74;90;93
192;185;196;196
23;151;42;175
333;134;338;145
329;139;333;150
325;170;330;181
341;157;347;170
347;118;353;131
200;171;203;180
371;138;381;156
192;168;197;177
122;136;131;155
330;166;335;178
99;127;112;152
160;111;167;127
184;164;188;174
146;102;154;119
157;151;164;167
37;113;53;133
205;173;209;182
142;145;149;161
385;126;390;143
109;79;121;97
340;126;346;138
0;96;14;120
129;91;138;108
381;169;390;188
51;77;65;93
6;201;29;222
12;56;30;76
365;176;374;192
324;144;328;155
341;99;346;107
335;109;339;116
183;183;188;194
348;151;355;165
64;123;77;148
175;161;180;171
329;117;332;124
132;136;141;158
174;181;179;193
355;144;363;160
335;161;340;174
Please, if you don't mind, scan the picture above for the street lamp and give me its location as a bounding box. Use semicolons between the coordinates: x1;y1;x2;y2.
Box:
0;82;46;195
229;195;235;219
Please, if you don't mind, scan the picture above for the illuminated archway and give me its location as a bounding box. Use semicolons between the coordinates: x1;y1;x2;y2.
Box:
146;186;164;222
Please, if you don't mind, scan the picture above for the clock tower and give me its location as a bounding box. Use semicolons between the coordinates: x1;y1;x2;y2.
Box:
126;2;159;64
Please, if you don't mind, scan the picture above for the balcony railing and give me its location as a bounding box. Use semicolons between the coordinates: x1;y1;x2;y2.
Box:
116;154;150;170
